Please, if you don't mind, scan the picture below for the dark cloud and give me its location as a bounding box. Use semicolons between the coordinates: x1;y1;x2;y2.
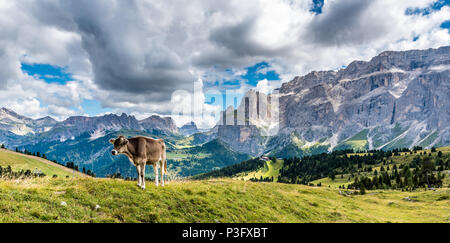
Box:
25;0;196;101
0;48;19;89
307;0;385;46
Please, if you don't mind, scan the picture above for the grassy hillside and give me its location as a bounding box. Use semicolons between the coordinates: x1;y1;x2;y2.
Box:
239;159;284;182
334;129;369;152
313;146;450;188
0;149;86;178
198;146;449;188
0;178;448;223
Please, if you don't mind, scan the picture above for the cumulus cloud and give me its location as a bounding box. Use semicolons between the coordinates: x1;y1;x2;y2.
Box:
0;0;448;127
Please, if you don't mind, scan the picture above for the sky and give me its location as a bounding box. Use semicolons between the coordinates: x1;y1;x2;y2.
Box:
0;0;449;129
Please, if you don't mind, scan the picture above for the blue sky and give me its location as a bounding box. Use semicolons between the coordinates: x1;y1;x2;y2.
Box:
81;100;112;117
21;63;71;85
405;0;450;15
203;62;280;109
21;63;112;116
310;0;324;14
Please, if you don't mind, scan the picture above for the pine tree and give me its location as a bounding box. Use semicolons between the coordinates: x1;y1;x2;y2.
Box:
420;157;434;188
360;185;366;195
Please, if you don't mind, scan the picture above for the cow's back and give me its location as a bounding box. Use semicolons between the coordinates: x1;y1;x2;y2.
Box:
138;136;165;162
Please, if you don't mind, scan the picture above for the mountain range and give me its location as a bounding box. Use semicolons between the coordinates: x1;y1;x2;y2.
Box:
217;46;450;157
0;46;448;177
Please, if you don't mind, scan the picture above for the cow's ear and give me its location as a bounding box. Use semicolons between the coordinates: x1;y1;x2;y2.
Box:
109;139;115;144
123;138;129;145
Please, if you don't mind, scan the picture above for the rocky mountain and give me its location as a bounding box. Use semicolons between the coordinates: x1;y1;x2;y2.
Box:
216;46;450;157
139;115;178;135
0;108;57;135
179;121;200;136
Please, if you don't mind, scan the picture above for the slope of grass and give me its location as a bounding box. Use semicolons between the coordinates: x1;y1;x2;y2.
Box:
0;149;86;178
239;159;284;182
0;178;448;223
334;129;369;152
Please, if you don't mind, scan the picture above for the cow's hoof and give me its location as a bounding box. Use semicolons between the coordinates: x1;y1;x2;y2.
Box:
140;185;146;190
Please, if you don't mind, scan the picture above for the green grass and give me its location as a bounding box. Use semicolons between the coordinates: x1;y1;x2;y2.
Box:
334;130;369;152
312;174;353;188
0;149;85;178
0;178;448;223
418;131;439;148
238;159;284;182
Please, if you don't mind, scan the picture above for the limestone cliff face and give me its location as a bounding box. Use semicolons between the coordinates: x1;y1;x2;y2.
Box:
216;125;265;156
215;46;450;156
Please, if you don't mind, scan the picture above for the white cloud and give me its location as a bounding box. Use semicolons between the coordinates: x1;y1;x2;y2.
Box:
255;79;282;94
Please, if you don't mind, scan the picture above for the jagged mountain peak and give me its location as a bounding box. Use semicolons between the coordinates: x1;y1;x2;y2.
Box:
139;115;178;134
179;121;199;136
0;107;33;121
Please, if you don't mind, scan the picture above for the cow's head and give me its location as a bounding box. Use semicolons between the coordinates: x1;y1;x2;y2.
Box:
109;136;129;156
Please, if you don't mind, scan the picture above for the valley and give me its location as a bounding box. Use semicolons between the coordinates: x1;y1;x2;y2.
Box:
196;146;450;191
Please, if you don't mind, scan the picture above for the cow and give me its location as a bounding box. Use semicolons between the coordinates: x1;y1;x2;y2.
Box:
110;135;167;189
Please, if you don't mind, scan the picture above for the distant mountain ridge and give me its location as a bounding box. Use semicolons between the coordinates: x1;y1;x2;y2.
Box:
0;107;57;135
179;121;200;136
0;109;178;141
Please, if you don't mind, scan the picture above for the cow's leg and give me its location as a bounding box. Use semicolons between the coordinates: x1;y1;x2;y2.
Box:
140;163;146;190
160;160;165;187
153;164;159;187
136;165;141;187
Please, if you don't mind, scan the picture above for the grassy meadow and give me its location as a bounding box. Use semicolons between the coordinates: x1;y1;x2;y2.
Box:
0;177;448;223
0;147;448;223
0;149;86;178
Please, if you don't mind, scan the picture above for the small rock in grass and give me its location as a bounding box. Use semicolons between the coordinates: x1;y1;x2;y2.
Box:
60;201;67;206
95;204;101;210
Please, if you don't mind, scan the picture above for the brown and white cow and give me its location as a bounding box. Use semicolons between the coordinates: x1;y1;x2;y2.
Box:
110;135;167;189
